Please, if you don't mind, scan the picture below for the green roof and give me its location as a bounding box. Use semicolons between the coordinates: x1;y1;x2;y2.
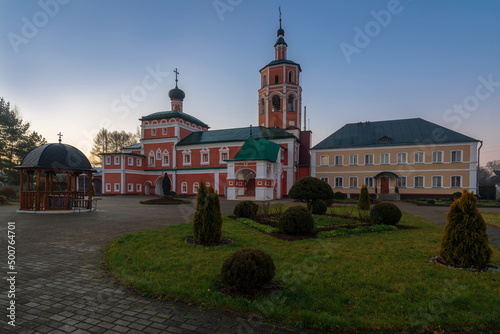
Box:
140;110;209;129
312;118;479;150
229;136;281;162
177;126;295;146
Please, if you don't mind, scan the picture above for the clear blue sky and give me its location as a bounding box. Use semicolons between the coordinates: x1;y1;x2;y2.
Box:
1;0;499;165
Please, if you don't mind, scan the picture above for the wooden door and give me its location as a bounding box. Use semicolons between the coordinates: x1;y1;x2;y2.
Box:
381;177;389;194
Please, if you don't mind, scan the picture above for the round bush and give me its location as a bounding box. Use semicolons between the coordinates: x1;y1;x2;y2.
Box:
0;196;8;204
311;200;327;215
0;187;17;199
221;248;275;294
450;192;462;202
278;206;314;235
233;201;258;219
370;202;402;226
333;191;345;200
427;199;436;205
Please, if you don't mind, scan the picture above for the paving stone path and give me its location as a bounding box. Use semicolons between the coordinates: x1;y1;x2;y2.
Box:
0;196;314;334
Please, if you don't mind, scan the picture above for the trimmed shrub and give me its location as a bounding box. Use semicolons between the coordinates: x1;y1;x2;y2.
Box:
370;202;402;226
288;177;334;211
0;196;8;204
221;248;275;294
450;192;462;202
333;191;345;200
278;206;314;235
0;187;17;199
324;198;334;207
427;199;435;205
192;183;223;244
439;190;492;267
311;200;327;215
358;185;371;211
233;201;258;219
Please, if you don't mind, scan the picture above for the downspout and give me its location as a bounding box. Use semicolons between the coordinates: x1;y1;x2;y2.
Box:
477;140;483;197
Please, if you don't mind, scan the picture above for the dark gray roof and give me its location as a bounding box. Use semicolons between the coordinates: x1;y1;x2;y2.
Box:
177;126;295;146
312;118;479;150
123;143;142;150
17;143;94;172
274;36;287;47
260;59;301;72
140;110;209;129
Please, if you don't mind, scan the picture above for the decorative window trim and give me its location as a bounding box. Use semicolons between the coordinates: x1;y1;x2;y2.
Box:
414;151;425;164
349;176;358;188
219;147;229;164
136;184;142;192
182;149;191;166
162;128;167;135
200;148;210;165
414;176;425;188
397;176;407;188
137;158;142;167
114;156;120;165
397;152;407;165
432;150;444;163
364;176;374;188
380;153;390;165
334;155;343;166
349;154;358;166
114;183;120;192
320;155;329;166
105;156;111;165
451;175;462;188
148;151;155;167
193;182;199;194
151;129;156;136
334;176;343;188
105;183;111;192
451;150;463;163
127;157;133;166
181;182;188;194
364;154;374;165
432;175;443;188
127;183;133;192
162;150;170;166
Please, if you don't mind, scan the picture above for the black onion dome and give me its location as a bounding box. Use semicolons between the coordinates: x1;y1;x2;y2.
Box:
18;143;94;171
277;27;284;37
168;86;185;100
274;36;287;47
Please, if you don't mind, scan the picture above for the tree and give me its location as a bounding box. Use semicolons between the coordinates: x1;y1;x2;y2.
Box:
288;176;334;211
439;190;492;267
358;185;371;211
89;128;139;166
0;98;46;185
478;160;500;186
192;183;223;244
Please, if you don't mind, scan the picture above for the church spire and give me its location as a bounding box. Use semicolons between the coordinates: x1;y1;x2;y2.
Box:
274;7;287;60
168;68;185;112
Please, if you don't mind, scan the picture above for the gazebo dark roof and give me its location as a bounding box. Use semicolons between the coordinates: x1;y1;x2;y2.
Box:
17;143;95;172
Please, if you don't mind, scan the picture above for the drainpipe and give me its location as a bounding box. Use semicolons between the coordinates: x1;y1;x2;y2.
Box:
477;140;483;197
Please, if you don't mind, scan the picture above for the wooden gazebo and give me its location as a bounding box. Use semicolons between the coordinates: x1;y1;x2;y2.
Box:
16;143;96;212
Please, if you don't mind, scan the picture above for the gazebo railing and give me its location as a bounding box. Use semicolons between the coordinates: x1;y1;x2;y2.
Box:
20;191;88;211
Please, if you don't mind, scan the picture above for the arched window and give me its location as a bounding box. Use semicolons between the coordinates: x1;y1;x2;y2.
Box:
260;98;265;115
288;95;294;112
193;182;199;194
274;75;279;84
288;71;293;83
181;182;188;194
272;95;280;111
262;75;267;87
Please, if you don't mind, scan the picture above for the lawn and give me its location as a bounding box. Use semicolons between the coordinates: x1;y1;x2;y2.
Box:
105;212;500;332
482;211;500;228
408;199;500;207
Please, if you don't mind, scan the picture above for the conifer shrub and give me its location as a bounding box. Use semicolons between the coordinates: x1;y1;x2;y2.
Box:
233;200;258;219
333;191;345;200
221;248;275;294
311;200;327;215
192;183;223;244
439;190;492;267
450;192;462;202
278;205;314;235
0;196;8;204
358;185;371;211
0;187;17;199
427;199;435;205
370;202;402;226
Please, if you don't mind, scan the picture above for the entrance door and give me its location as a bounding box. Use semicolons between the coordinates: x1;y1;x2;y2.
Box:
381;177;389;194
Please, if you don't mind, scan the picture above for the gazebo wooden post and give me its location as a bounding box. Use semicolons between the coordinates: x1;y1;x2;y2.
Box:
35;170;41;210
67;171;72;210
87;172;92;210
44;170;50;210
19;171;24;209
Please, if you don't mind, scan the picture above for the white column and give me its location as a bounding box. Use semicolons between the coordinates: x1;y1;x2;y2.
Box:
121;155;125;194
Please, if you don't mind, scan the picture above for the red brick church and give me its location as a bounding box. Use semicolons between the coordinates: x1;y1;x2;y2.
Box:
101;18;312;200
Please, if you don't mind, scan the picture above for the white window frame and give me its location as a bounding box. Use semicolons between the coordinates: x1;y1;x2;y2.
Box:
364;154;374;165
148;152;155;167
128;157;133;166
136;184;142;192
380;153;390;165
200;148;210;165
137;158;142;167
114;183;120;192
114;156;120;165
320;155;329;166
364;176;374;188
193;182;199;193
451;175;462;188
451;150;462;163
432;150;443;163
162;150;170;167
205;182;211;188
105;183;111;192
182;150;191;166
181;182;188;194
162;127;167;135
105;156;111;165
397;176;407;188
414;151;424;164
334;155;343;166
334;177;343;188
219;147;229;164
151;129;156;136
320;177;329;184
127;183;133;192
349;154;358;166
414;176;424;188
432;175;443;188
349;177;358;188
397;152;407;164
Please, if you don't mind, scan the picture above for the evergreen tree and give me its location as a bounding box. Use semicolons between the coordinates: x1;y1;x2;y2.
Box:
192;183;222;244
358;185;371;211
439;190;492;267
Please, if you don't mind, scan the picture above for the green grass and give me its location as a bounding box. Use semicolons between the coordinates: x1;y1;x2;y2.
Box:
482;212;500;228
409;199;500;207
317;224;397;238
105;213;500;332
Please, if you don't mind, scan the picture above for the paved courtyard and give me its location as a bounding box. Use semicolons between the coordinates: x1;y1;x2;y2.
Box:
1;196;498;333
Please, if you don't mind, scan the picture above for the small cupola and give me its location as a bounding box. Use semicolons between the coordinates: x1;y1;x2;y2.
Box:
168;68;185;112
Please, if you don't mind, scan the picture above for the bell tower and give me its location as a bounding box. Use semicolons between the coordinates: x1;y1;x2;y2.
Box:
258;9;302;130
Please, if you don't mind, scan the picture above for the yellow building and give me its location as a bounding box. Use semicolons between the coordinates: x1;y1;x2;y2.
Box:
311;118;480;200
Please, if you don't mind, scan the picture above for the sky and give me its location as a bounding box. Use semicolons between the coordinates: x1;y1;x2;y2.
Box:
1;0;499;165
